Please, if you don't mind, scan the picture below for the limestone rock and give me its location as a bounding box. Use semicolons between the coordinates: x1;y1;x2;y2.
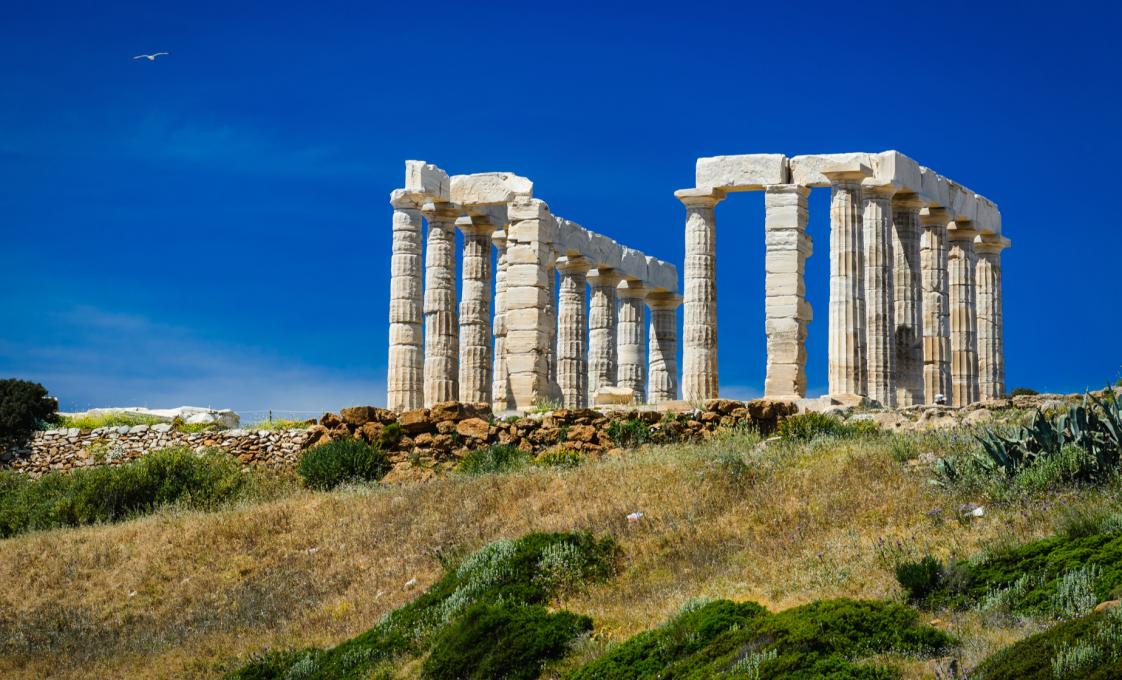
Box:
456;418;490;440
594;386;636;406
399;408;433;434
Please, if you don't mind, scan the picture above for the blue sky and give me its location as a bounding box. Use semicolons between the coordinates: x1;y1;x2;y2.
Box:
2;1;1120;414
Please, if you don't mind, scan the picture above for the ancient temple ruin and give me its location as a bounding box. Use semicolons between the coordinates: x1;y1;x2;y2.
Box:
387;151;1008;412
387;161;679;413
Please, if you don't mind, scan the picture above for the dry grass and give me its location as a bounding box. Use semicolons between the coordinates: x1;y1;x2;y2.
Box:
0;429;1098;679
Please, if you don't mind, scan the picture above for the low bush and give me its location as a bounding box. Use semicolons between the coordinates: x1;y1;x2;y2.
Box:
534;447;584;468
296;439;389;490
457;444;532;475
1008;387;1040;397
0;447;250;538
225;532;619;680
571;598;952;679
896;530;1122;616
423;602;591;680
895;555;943;603
973;607;1122;679
775;412;880;442
377;422;403;449
606;418;651;448
0;379;58;448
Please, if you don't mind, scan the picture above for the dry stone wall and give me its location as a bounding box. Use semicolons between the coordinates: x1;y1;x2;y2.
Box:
2;425;314;477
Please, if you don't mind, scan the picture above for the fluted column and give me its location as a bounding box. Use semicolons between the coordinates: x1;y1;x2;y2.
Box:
545;253;560;402
587;268;621;403
947;221;979;406
975;236;1008;401
892;193;924;406
457;215;496;405
422;201;460;406
763;184;811;398
616;280;648;403
823;167;868;400
675;188;725;402
647;292;682;403
556;256;590;408
491;229;509;411
862;181;898;407
919;208;951;403
387;190;425;412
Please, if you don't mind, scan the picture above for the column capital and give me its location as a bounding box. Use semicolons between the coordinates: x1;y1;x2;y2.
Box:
421;201;461;223
764;183;811;198
974;234;1011;254
947;220;978;242
675;187;726;208
390;188;423;210
646;291;683;311
892;192;925;210
555;255;591;274
491;229;508;249
455;214;498;236
587;267;622;288
822;162;873;184
616;278;649;299
919;206;951;227
860;179;900;198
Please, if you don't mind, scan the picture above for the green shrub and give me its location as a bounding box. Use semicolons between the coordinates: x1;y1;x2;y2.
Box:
423;602;591;680
226;532;619;680
0;379;58;448
0;447;249;538
775;412;879;442
897;531;1122;616
895;555;943;603
57;412;164;430
1009;387;1040;397
296;439;389;490
225;648;324;680
606;418;651;448
571;598;952;679
534;447;584;469
457;444;531;475
377;422;403;449
973;607;1122;679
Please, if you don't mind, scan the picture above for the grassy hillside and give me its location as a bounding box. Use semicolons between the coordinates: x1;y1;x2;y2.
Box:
0;424;1114;678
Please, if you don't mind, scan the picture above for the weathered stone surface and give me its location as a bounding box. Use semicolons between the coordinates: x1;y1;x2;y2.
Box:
398;408;432;434
695;154;788;191
404;160;450;200
450;172;532;205
455;417;490;440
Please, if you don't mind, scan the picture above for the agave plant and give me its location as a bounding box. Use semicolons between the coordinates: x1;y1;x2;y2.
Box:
972;386;1122;483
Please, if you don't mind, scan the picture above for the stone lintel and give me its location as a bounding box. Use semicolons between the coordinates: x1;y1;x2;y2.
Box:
450;172;533;205
695;153;789;192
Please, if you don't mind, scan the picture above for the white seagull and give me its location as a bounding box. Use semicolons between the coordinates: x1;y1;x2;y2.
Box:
133;52;169;61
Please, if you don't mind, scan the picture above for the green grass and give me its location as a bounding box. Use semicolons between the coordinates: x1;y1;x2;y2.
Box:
0;447;282;538
55;412;166;429
243;419;315;431
774;412;880;442
457;444;533;475
569;598;953;679
225;532;619;680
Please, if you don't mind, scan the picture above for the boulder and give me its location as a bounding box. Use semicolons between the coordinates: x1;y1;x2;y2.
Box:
594;386;636;406
456;418;490;440
399;408;433;434
340;406;383;427
429;401;464;423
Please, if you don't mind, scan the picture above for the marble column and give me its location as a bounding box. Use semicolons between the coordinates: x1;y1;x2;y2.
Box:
919;208;951;403
616;280;648;403
587;268;621;403
675;188;725;402
892;193;925;406
947;221;979;406
456;214;496;405
387;190;425;412
862;181;898;407
502;198;556;411
823;168;868;401
545;253;560;403
975;235;1008;401
647;292;682;403
763;184;811;398
555;256;590;408
422;201;460;406
491;229;509;412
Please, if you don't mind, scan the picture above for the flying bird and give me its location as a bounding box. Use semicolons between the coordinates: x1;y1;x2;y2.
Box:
133;52;169;61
